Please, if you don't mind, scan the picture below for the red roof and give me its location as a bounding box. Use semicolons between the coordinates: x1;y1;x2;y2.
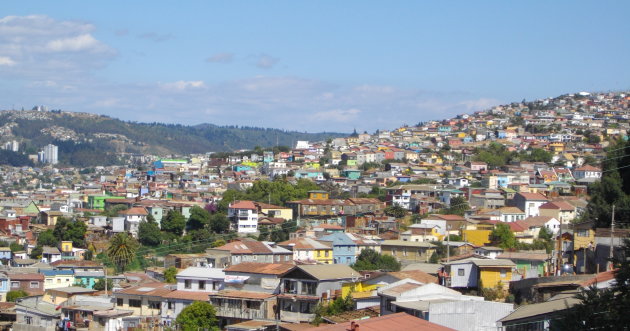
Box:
119;207;148;215
539;201;575;211
229;200;256;210
517;192;548;201
304;312;455;331
575;165;601;172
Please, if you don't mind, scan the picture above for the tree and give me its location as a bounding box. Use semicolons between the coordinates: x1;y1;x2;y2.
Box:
53;217;87;247
208;213;230;234
93;278;113;291
552;239;630;330
164;266;177;283
490;223;517;249
7;289;28;302
384;205;407;218
37;229;58;247
443;196;469;216
161;210;186;236
353;248;401;272
187;205;210;231
138;219;162;246
29;246;43;259
107;233;139;272
175;301;219;331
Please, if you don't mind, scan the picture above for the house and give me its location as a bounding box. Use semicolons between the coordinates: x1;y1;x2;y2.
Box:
0;247;11;264
278;264;358;323
14;296;60;330
519;216;561;236
0;271;8;302
380;240;436;263
41;270;75;289
474;246;504;259
499;296;580;330
512;192;549;218
278;238;334;264
400;224;442;242
253;202;293;221
228;201;259;233
160;267;225;326
538;201;576;224
42;286;97;305
113;282;172;327
118;207;148;238
486;207;526;223
206;238;293;267
443;258;515;290
318;232;358;265
572;165;602;183
60;295;133;330
41;246;61;264
498;252;550;279
8;273;45;296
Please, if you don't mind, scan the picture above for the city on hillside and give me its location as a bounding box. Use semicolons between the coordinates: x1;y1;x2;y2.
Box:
0;91;626;330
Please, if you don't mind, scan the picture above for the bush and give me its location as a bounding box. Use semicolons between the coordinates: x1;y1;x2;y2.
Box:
7;290;28;302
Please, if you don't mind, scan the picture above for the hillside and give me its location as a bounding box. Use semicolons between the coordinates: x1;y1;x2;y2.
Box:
0;110;344;167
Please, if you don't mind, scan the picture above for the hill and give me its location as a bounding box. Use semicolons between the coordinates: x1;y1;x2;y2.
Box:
0;110;344;167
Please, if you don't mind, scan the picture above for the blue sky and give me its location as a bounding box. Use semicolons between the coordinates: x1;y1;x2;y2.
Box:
1;1;628;132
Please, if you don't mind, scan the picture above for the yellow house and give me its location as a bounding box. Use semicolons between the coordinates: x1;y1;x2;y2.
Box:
278;238;333;264
43;287;97;305
42;270;76;289
475;259;515;289
308;190;329;200
341;270;438;298
461;229;491;247
574;221;596;250
254;202;293;221
549;142;565;153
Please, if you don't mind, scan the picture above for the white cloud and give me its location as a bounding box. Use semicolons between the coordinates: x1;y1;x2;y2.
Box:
46;33;109;53
0;56;15;66
206;52;234;63
160;80;206;91
256;54;279;69
311;108;361;122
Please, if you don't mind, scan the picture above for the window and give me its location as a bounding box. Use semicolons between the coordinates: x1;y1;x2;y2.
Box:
184;279;191;289
246;301;261;310
227;299;240;309
149;301;161;309
57;279;61;284
30;281;39;288
325;251;329;257
300;301;315;314
11;281;19;288
199;280;206;290
500;269;507;278
129;299;142;307
284;280;298;294
117;298;123;306
168;301;174;309
282;300;294;312
458;269;465;276
301;281;317;296
213;281;219;290
46;279;52;283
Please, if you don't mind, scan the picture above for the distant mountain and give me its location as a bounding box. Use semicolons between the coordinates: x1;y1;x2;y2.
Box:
0;110;344;167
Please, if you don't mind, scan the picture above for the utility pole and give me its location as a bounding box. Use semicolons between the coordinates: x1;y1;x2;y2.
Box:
446;225;451;263
609;204;615;271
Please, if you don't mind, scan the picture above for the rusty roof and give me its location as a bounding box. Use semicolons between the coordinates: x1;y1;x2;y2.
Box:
388;270;438;284
224;262;295;275
211;290;275;300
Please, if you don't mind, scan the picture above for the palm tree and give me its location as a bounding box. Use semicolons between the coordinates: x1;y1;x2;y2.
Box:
107;233;139;271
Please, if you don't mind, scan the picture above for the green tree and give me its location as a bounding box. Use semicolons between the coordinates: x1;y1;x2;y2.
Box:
161;210;186;236
208;213;230;233
552;239;630;330
384;205;407;218
107;233;139;272
353;248;401;272
7;289;28;302
53;217;87;247
175;301;219;331
10;242;23;252
29;246;43;259
490;223;517;249
164;266;177;283
37;229;58;247
187;205;210;231
443;196;469;216
92;278;113;291
138;218;162;246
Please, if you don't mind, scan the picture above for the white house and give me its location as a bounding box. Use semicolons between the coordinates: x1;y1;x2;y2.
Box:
118;207;148;237
512;193;549;218
573;165;602;181
227;200;259;233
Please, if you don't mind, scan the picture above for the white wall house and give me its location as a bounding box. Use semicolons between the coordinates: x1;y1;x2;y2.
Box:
228;201;259;233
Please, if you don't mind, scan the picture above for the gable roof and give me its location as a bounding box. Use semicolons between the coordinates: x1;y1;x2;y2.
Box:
303;312;456;331
388;270;438;284
539;201;575;211
224;262;295;275
294;264;357;280
229;200;257;210
516;192;549;201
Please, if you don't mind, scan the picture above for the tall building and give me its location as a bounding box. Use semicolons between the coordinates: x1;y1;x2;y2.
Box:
39;144;58;165
3;140;19;152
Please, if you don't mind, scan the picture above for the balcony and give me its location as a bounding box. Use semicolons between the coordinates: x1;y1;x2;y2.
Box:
280;310;315;323
215;307;265;320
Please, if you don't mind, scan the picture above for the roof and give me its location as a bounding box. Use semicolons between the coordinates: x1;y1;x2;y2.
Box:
46;287;97;294
177;267;225;279
41;269;74;276
539;201;575;211
497;252;550;261
471;259;516;267
163;290;210;301
381;240;436;248
279;238;332;250
304;312;455;331
381;282;422;296
229;200;257;210
8;273;44;280
224;262;294;275
214;238;291;255
116;282;173;297
580;270;616;288
118;207;148;215
388;270;438;284
499;297;581;323
296;264;358;280
520;216;557;228
516;192;549;201
212;290;275;300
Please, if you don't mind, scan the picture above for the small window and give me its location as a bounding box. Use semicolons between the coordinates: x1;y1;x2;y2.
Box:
129;299;141;307
500;269;507;278
30;281;39;288
116;298;123;306
199;281;206;290
11;282;19;288
458;269;465;276
149;301;160;309
184;279;191;289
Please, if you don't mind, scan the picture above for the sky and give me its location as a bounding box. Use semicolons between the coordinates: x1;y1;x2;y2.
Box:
1;1;629;133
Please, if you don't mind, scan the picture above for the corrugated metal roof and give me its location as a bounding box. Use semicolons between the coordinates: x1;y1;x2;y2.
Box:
304;312;455;330
499;297;580;323
177;267;225;279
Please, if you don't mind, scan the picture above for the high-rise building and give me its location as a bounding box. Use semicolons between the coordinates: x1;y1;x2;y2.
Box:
3;140;19;152
39;144;58;165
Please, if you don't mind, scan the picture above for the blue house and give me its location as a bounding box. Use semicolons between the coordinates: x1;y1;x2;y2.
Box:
342;169;362;180
74;270;105;289
318;233;358;265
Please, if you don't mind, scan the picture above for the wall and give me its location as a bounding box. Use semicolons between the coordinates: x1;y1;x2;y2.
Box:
479;267;512;289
